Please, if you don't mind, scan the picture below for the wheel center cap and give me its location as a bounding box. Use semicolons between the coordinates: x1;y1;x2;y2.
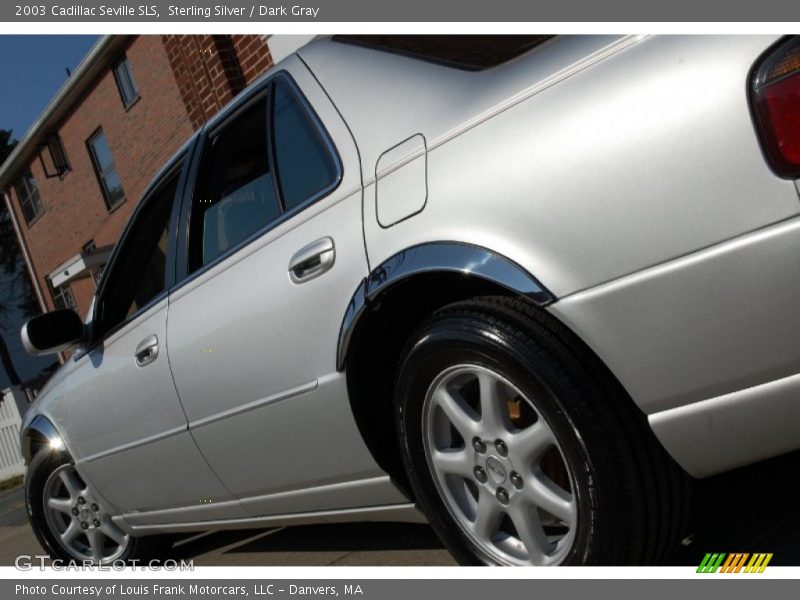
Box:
485;456;507;484
80;507;91;521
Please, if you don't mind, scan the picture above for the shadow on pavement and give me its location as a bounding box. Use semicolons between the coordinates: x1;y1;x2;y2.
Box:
170;450;800;565
669;449;800;566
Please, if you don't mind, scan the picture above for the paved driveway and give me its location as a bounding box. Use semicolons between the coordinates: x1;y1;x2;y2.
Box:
2;449;799;567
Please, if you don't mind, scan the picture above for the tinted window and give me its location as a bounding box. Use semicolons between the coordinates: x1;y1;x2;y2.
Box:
272;79;338;211
191;97;281;269
97;171;178;335
187;76;340;275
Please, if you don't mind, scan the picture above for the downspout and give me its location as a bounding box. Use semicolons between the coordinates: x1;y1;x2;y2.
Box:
2;190;47;313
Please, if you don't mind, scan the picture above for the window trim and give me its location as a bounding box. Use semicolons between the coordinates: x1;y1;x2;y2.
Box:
85;153;189;353
173;71;344;290
86;128;126;211
14;170;44;226
112;54;140;109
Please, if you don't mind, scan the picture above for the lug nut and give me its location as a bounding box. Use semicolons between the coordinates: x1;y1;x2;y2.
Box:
81;522;88;530
472;438;486;453
77;497;86;505
494;439;508;457
510;471;523;489
496;487;509;504
93;519;100;527
474;466;488;483
71;508;79;516
91;504;99;511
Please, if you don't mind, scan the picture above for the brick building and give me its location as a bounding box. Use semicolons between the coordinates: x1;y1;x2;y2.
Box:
0;34;312;318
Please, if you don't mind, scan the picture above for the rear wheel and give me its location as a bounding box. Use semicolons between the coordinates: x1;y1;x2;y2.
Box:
394;296;690;565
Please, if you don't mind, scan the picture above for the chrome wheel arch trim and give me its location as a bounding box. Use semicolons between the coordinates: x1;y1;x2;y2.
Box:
337;242;555;370
21;414;70;464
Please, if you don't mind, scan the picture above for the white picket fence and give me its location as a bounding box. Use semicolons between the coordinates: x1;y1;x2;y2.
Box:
0;387;26;481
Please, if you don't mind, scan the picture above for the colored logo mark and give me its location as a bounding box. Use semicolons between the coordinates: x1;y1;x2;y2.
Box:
697;553;773;573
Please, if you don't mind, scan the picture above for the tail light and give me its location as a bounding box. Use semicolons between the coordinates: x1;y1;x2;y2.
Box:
750;36;800;178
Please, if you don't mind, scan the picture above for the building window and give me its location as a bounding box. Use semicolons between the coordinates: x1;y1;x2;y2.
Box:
13;170;44;225
45;133;70;176
112;55;139;108
47;278;77;312
87;129;125;210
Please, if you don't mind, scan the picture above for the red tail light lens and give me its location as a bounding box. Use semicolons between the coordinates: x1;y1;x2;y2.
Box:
751;37;800;178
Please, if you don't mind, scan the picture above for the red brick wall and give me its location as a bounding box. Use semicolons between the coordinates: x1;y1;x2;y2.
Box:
6;35;195;316
163;35;273;129
231;35;274;84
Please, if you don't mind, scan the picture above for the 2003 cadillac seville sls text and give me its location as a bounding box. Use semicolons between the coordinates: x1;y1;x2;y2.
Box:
18;35;800;566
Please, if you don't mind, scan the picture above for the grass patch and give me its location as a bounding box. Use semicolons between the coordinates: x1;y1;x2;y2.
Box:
0;475;23;493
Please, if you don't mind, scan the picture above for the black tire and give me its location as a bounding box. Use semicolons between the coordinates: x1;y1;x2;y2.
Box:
394;295;690;565
26;450;174;564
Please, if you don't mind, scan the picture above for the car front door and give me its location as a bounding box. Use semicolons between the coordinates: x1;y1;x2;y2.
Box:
166;60;406;517
64;157;245;525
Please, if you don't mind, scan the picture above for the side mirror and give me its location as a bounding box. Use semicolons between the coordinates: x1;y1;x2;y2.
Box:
21;309;86;356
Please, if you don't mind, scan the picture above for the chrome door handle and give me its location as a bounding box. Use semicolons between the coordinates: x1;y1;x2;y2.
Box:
289;237;335;284
135;335;159;367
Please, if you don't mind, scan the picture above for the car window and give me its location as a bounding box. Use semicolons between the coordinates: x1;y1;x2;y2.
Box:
96;170;179;337
187;76;340;274
272;79;338;211
190;96;281;270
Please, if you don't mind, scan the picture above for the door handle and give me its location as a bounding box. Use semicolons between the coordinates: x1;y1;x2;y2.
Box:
135;335;159;367
288;237;335;284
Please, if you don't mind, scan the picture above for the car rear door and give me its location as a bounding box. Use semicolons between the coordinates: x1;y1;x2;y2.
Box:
166;58;405;517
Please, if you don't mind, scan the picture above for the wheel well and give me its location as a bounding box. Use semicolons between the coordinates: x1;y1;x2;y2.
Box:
344;272;527;499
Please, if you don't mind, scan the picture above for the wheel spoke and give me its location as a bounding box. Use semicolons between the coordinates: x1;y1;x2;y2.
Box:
525;470;576;526
471;488;504;540
58;469;83;500
60;521;81;545
507;503;551;565
511;421;555;465
431;449;474;479
432;387;479;440
86;529;103;562
47;498;73;515
99;519;127;547
477;371;509;434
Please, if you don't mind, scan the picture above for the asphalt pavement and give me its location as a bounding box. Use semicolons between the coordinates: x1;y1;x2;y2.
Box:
1;449;798;567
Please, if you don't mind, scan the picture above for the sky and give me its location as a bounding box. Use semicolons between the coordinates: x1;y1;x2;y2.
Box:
0;35;99;141
1;35;99;389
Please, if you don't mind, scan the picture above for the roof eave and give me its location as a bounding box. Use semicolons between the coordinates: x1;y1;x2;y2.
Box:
0;35;132;190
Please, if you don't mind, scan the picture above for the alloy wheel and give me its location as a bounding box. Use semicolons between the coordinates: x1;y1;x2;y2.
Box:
422;364;577;565
42;464;130;563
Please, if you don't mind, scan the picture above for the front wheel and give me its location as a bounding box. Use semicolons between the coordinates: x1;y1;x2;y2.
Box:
26;450;171;564
394;296;690;565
